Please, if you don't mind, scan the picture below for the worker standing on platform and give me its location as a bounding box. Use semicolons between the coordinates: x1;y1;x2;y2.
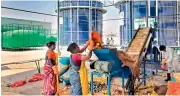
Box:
160;45;174;81
67;42;92;95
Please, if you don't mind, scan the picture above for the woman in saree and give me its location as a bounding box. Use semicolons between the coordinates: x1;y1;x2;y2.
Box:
67;42;92;95
44;41;59;95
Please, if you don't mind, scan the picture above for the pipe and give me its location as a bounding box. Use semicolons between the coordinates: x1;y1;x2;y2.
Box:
70;0;72;43
177;0;180;46
77;0;79;45
130;1;133;40
146;0;149;27
57;0;60;53
156;0;159;43
89;0;92;38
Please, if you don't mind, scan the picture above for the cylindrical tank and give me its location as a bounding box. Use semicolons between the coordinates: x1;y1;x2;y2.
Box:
115;0;178;46
58;0;106;46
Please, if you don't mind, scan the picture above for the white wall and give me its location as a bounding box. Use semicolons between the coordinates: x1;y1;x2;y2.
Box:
1;8;57;30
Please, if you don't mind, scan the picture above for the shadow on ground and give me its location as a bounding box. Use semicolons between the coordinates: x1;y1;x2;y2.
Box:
2;47;45;52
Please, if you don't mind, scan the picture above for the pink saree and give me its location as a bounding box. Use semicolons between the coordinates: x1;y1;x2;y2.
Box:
43;64;57;95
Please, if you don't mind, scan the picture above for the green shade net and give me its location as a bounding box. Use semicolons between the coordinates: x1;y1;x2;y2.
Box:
2;30;57;49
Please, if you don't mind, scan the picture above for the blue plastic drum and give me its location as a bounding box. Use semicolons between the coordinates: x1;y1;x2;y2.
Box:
59;57;70;65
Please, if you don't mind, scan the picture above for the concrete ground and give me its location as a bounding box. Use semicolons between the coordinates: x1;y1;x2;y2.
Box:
1;48;71;95
1;47;47;64
1;68;43;95
1;48;168;95
1;48;46;95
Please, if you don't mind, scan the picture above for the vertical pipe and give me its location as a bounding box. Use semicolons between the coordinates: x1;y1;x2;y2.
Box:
148;0;150;28
95;1;96;31
125;2;127;45
177;0;179;46
122;68;124;88
148;0;150;17
156;50;158;75
62;6;64;46
146;0;149;27
150;41;153;75
70;0;72;43
89;0;92;38
108;73;111;95
121;27;123;46
130;1;133;40
156;0;159;43
144;58;146;86
77;0;79;45
89;0;90;38
57;0;60;53
90;73;94;94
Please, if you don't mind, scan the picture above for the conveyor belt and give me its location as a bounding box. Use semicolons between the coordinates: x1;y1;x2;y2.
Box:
126;27;152;60
124;27;153;95
120;27;152;77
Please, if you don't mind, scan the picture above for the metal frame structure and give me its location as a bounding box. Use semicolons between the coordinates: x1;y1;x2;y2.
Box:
90;69;125;95
1;58;43;73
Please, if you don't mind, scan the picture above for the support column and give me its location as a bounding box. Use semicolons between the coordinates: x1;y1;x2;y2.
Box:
57;0;60;53
70;0;73;43
146;0;149;27
130;1;133;40
77;0;79;45
89;0;92;39
177;0;180;46
156;0;159;43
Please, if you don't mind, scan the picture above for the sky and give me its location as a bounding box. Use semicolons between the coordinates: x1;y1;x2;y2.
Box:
1;1;58;29
1;0;120;44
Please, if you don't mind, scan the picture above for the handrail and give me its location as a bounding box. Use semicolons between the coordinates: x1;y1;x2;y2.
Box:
1;58;44;66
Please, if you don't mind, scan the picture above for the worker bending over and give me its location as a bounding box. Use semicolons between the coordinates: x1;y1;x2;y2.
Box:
67;42;92;95
160;45;180;81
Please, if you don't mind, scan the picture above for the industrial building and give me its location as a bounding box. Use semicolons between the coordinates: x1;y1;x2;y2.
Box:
115;0;180;47
1;17;52;29
58;0;106;46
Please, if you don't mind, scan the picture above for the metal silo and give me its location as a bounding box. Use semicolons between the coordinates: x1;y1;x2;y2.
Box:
58;0;106;46
115;0;178;46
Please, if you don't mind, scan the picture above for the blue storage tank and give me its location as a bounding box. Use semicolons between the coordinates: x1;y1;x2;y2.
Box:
58;0;106;46
115;0;178;46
